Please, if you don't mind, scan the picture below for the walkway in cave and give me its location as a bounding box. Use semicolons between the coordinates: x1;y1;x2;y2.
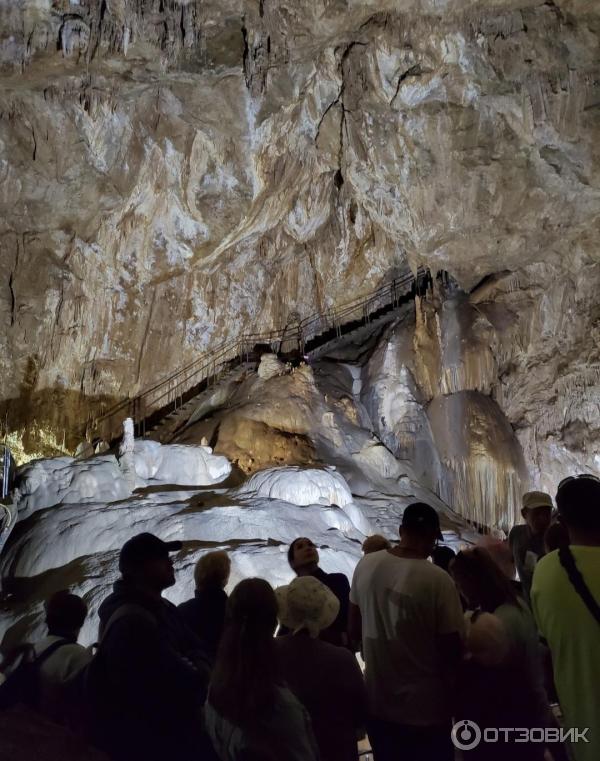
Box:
91;268;432;446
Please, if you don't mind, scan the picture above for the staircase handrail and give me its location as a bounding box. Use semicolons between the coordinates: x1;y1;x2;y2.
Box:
298;270;415;336
90;268;425;439
92;331;288;427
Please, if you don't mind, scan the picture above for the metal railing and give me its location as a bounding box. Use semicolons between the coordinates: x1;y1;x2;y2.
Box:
1;445;14;500
0;445;16;555
89;268;428;442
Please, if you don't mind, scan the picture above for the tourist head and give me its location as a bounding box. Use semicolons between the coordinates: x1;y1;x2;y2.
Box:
450;547;519;612
544;519;570;553
399;502;443;556
521;491;553;535
210;578;281;724
476;534;515;580
362;534;392;554
45;590;88;639
556;474;600;543
431;545;456;572
225;577;279;636
288;537;319;573
119;532;181;592
275;576;339;638
194;550;231;592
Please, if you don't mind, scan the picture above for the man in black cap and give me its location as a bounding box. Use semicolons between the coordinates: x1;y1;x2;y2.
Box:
349;503;464;761
92;533;213;761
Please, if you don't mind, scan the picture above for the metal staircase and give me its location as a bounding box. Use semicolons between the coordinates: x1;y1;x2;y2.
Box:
89;268;431;444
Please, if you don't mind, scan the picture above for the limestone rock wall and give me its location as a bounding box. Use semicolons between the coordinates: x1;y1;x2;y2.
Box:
474;266;600;495
1;1;599;502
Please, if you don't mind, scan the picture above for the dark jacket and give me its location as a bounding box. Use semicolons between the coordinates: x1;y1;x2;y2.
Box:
276;632;367;761
279;567;351;646
92;580;212;761
508;525;546;605
178;587;228;659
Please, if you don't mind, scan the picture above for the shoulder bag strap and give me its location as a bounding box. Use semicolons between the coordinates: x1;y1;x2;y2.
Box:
558;546;600;625
35;638;73;665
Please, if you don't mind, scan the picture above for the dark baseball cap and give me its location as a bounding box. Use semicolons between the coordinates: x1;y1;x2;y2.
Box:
401;502;443;540
119;533;182;574
556;474;600;531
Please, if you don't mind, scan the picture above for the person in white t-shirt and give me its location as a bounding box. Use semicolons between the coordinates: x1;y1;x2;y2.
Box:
35;590;92;723
349;502;464;761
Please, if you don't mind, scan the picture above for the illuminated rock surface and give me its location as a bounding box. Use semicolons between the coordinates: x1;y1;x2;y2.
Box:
14;441;232;519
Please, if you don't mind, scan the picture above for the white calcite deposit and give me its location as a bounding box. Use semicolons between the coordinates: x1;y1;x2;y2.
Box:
0;374;470;648
238;465;354;507
15;455;133;521
132;440;231;486
257;353;288;380
13;441;232;520
0;479;369;647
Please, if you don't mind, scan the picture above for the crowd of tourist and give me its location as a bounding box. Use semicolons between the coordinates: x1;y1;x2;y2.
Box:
0;474;598;761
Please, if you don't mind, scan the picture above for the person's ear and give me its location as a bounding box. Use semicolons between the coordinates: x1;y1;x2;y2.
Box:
521;508;527;519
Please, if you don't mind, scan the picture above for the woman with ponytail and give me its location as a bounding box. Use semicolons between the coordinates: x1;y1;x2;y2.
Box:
205;578;318;761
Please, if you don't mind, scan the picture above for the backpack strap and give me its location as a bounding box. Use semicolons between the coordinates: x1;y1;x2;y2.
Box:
35;638;73;666
0;639;72;711
558;546;600;625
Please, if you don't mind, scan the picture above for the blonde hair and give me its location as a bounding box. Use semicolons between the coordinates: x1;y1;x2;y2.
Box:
194;551;230;591
362;534;392;554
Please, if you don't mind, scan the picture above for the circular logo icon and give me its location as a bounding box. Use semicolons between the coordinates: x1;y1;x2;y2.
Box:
451;720;482;751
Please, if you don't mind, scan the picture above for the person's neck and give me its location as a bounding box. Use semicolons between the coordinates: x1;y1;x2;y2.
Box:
296;563;319;577
293;628;311;637
48;630;77;642
390;541;429;559
528;527;545;539
128;580;164;600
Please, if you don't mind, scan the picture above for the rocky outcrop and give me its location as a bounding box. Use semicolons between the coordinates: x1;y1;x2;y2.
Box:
182;415;316;474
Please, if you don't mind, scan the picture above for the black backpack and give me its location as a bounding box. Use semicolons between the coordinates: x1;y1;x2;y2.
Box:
0;639;71;710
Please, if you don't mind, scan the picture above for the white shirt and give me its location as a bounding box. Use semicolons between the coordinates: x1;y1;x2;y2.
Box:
34;635;92;682
350;550;464;726
34;635;92;721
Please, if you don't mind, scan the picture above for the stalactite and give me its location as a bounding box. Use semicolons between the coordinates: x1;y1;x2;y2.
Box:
438;457;522;532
